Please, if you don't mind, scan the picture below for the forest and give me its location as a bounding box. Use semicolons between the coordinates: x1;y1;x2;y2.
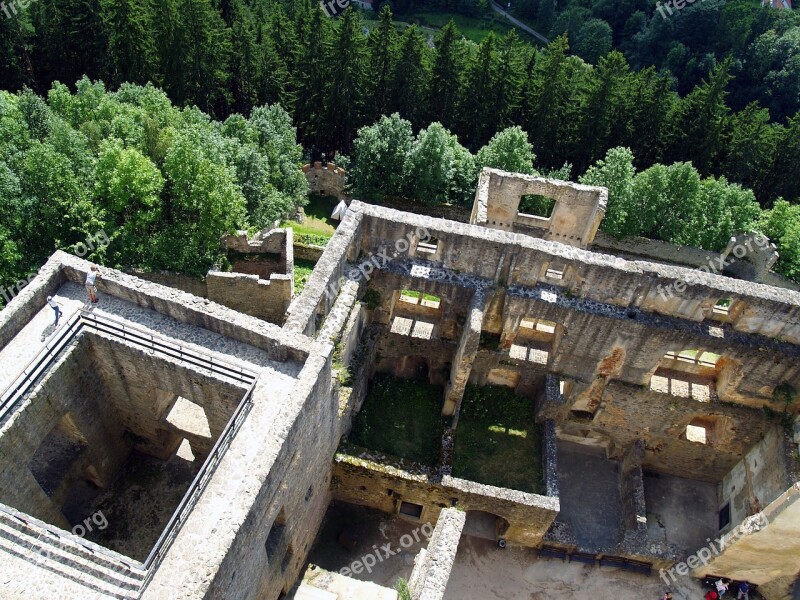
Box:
0;0;799;295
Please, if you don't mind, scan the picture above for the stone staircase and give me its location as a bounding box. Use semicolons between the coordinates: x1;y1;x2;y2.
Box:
0;507;145;598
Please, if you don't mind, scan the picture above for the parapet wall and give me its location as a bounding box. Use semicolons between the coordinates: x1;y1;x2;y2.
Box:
206;271;292;324
408;507;465;600
332;451;559;548
303;162;347;199
471;168;607;248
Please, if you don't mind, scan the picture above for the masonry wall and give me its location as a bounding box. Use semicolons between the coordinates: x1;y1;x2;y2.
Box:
0;337;125;530
303;162;347;199
206;271;292;325
692;485;800;598
142;344;335;600
331;453;559;547
88;332;246;459
719;426;796;530
127;270;209;298
408;507;466;600
352;202;800;352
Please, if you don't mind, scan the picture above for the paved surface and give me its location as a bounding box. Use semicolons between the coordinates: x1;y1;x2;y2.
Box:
444;536;705;600
490;1;549;44
0;282;300;399
0;289;85;392
555;441;622;550
644;471;718;555
304;502;429;589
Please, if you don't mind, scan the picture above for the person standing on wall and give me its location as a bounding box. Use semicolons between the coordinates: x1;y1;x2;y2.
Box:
85;265;101;304
46;296;62;325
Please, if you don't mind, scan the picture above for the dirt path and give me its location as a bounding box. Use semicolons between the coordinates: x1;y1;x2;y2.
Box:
490;1;549;44
444;536;705;600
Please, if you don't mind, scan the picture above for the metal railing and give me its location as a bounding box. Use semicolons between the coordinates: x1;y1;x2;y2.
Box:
0;308;260;593
0;311;83;421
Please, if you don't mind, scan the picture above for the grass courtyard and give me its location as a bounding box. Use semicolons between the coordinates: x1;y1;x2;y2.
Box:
281;194;338;245
349;374;445;467
452;385;544;494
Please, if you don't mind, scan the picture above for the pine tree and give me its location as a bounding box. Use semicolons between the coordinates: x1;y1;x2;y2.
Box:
172;0;232;116
291;0;330;150
459;33;498;148
493;30;525;133
574;51;632;173
366;5;397;122
325;8;366;154
522;36;577;169
427;20;465;130
388;26;431;129
100;0;158;86
667;58;733;176
228;0;259;114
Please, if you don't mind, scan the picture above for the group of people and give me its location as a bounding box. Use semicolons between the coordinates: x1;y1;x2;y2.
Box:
661;579;752;600
46;265;101;327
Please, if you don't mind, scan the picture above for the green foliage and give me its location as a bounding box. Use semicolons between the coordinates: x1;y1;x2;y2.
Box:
475;126;537;175
452;385;544;493
0;82;307;289
573;18;613;65
582;146;761;253
362;288;381;310
395;578;412;600
1;0;799;213
758;199;800;281
293;258;316;296
351;114;415;202
349;374;445;466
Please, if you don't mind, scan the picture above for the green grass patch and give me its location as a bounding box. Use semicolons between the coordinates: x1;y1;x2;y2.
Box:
293;258;316;296
349;374;445;467
405;10;524;43
281;194;337;240
452;384;544;493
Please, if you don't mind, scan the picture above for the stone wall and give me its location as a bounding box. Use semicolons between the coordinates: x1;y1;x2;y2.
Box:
691;484;800;597
293;242;325;263
206;271;292;324
408;507;465;600
143;349;337;600
331;451;559;548
126;270;209;298
471;168;607;248
719;426;796;531
303;162;347;199
0;337;110;530
55;252;309;363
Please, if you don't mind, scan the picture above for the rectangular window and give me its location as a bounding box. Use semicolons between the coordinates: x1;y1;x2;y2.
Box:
417;238;439;256
399;290;441;309
399;501;423;519
719;502;731;530
713;298;732;316
545;268;564;280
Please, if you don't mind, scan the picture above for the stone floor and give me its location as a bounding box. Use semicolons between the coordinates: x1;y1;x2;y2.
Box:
553;441;622;550
644;471;719;555
304;501;431;590
443;536;706;600
0;282;300;400
71;449;200;562
295;565;398;600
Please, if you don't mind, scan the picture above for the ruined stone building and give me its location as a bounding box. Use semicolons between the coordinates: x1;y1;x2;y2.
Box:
0;168;798;599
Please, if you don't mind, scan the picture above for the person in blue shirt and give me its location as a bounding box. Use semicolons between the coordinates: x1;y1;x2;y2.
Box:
736;581;751;600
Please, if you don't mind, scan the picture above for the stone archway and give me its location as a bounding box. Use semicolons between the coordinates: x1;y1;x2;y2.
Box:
463;510;510;542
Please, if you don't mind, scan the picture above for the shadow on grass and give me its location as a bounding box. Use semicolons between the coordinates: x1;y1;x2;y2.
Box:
452;385;544;494
349;374;444;467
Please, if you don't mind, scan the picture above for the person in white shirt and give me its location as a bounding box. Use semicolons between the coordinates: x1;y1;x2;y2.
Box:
46;296;61;325
85;265;100;304
716;578;730;596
